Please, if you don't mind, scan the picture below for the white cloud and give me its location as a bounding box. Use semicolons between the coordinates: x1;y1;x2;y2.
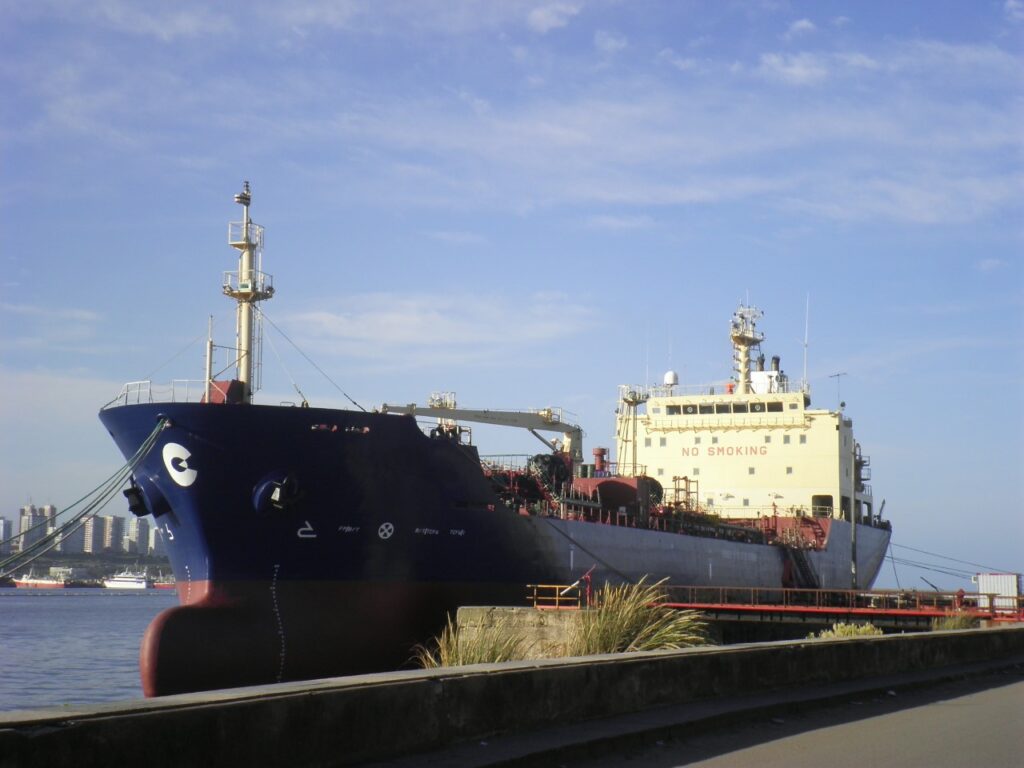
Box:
594;30;627;55
425;230;487;245
976;258;1007;272
784;18;816;41
284;292;594;367
90;0;231;41
584;214;654;230
0;303;100;322
659;48;699;72
1005;1;1024;23
757;52;829;85
832;16;851;28
527;2;583;34
835;52;880;70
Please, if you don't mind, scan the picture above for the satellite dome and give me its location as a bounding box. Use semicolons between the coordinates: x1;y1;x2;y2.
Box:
663;370;679;386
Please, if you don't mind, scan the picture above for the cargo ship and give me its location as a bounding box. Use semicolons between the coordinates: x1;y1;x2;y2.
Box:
99;184;891;696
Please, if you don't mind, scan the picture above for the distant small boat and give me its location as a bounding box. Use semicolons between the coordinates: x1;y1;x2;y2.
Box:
14;571;66;589
153;573;176;590
103;570;153;590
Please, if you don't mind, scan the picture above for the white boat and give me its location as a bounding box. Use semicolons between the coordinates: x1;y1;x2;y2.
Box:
103;570;153;590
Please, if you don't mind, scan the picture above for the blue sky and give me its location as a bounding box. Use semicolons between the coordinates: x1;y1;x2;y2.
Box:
1;1;1021;590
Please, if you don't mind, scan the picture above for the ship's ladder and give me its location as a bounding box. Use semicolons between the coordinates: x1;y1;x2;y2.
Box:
785;546;820;589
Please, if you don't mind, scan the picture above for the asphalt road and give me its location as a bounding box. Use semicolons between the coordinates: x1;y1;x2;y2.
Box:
567;669;1024;768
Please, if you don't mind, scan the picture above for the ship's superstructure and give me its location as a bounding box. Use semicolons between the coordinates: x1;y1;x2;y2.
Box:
616;305;876;527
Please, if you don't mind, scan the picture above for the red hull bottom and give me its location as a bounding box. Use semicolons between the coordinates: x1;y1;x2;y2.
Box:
140;580;523;696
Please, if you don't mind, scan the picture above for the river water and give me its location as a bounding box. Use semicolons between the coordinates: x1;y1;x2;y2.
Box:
0;588;177;712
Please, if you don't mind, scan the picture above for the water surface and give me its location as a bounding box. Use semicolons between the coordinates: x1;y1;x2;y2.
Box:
0;588;176;712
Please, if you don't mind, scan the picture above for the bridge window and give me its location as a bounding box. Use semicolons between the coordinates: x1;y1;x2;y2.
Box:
666;405;681;415
699;404;714;414
652;407;661;414
789;403;798;410
733;402;748;413
715;403;731;414
767;402;784;412
683;404;698;415
750;402;765;413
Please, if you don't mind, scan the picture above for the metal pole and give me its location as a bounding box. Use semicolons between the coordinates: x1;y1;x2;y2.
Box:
851;436;858;590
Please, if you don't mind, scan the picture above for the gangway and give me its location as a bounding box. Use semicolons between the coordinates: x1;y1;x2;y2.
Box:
381;392;585;463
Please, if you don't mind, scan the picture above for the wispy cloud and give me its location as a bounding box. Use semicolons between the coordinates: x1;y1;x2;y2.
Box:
1;302;100;322
527;2;582;34
584;214;654;230
758;52;828;85
425;230;487;245
594;30;627;55
784;18;816;41
1005;0;1024;23
283;292;595;368
976;258;1007;272
658;48;699;72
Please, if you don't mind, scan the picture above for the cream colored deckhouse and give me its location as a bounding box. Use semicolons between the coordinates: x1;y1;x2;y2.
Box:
615;305;875;527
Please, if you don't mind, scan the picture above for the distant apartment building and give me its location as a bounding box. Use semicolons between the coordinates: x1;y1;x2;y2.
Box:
124;517;151;555
148;525;166;557
0;516;11;555
102;515;125;554
60;521;86;554
17;504;58;554
82;515;124;554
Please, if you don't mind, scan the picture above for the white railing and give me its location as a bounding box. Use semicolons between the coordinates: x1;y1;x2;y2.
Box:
222;269;274;297
620;380;811;400
228;221;264;248
104;380;210;408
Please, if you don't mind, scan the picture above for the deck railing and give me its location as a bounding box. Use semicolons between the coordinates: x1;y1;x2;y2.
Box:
104;380;210;408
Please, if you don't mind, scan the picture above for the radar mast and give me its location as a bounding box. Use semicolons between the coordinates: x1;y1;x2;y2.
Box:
223;181;274;403
730;304;764;395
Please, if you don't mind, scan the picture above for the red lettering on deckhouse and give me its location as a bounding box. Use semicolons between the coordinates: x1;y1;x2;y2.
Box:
706;446;768;457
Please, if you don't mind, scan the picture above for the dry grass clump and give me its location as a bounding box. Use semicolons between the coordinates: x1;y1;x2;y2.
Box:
808;622;884;639
568;578;710;656
931;612;980;631
412;615;529;668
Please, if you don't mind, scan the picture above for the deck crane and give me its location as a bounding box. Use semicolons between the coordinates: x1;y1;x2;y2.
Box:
381;392;585;464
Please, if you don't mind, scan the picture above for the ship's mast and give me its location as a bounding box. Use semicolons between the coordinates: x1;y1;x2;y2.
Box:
729;305;764;395
224;181;274;403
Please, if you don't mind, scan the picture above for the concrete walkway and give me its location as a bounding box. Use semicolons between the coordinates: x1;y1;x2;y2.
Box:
371;661;1024;768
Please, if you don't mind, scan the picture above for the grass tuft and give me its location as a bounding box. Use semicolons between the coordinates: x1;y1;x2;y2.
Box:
930;612;980;631
808;621;883;639
412;614;530;668
568;577;710;656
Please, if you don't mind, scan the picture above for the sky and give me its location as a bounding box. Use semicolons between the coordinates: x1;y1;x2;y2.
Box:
1;1;1021;591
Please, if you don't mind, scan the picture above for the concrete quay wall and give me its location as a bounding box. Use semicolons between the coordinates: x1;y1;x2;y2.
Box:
2;627;1022;767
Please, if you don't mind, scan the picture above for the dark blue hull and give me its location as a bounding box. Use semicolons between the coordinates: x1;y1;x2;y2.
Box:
99;402;891;695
